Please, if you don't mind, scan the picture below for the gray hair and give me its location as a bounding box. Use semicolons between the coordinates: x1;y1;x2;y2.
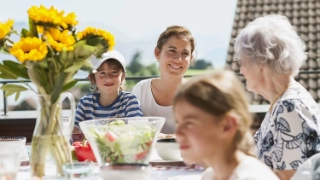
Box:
234;14;307;76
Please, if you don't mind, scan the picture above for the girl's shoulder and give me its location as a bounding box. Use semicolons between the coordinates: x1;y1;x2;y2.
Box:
233;156;279;180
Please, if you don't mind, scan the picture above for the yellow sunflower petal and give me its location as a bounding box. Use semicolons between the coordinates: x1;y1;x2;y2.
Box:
0;19;14;40
10;37;48;63
77;27;116;49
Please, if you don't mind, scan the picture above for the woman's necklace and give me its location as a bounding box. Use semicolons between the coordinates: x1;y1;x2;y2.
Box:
268;83;291;113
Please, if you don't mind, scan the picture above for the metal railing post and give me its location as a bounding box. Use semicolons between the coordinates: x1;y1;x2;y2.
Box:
2;82;7;116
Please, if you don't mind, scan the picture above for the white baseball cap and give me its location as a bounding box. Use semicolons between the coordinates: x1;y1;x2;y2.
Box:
90;50;126;73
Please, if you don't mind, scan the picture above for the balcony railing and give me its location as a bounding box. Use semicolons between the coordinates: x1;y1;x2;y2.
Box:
0;75;194;116
1;70;320;115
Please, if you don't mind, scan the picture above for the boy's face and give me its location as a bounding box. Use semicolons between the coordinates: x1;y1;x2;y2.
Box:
93;61;124;95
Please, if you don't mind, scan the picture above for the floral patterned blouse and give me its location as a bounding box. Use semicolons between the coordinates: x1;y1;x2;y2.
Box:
254;82;320;170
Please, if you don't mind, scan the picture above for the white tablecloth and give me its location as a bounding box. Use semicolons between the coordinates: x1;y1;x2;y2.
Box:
17;166;202;180
17;151;203;180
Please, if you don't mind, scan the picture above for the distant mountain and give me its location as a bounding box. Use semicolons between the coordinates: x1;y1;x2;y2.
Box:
203;47;228;68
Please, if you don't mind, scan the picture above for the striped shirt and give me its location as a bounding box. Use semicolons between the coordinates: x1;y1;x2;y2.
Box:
75;91;143;129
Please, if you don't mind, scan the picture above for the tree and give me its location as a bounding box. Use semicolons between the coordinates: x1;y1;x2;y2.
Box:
127;51;143;74
190;59;213;70
145;63;159;76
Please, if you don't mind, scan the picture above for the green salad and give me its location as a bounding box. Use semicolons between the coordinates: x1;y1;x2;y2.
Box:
90;119;156;164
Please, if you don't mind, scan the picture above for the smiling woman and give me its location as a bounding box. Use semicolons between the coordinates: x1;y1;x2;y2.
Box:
131;25;195;134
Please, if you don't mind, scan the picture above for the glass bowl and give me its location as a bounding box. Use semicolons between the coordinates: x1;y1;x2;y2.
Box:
79;117;165;167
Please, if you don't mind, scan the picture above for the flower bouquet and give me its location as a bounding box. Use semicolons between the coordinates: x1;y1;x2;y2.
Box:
0;5;115;177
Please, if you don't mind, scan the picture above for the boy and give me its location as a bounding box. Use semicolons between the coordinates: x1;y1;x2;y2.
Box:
74;50;143;131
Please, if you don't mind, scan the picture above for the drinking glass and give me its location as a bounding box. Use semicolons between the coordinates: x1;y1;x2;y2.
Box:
0;136;28;161
63;162;99;180
0;151;20;180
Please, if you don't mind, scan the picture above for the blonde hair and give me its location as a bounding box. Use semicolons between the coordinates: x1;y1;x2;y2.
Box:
173;70;254;155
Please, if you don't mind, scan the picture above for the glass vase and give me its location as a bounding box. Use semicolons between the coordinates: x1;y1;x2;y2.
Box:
30;92;75;178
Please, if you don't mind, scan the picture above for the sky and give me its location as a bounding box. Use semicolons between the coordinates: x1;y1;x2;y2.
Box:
0;0;237;66
1;0;237;39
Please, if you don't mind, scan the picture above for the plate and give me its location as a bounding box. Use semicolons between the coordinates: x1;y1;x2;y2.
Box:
150;158;182;163
149;151;184;166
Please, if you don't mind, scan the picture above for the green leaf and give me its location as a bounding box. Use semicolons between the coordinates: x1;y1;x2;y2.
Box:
21;28;29;38
0;84;28;101
82;59;93;67
38;58;48;69
80;66;93;73
62;80;78;92
73;46;83;58
86;37;103;46
32;64;49;92
15;91;20;101
94;44;107;58
78;45;96;58
73;40;87;48
67;51;75;63
1;84;28;92
28;18;38;38
5;91;15;97
0;74;15;79
64;61;85;73
3;60;29;79
0;46;10;55
51;73;66;103
59;50;68;63
0;63;19;80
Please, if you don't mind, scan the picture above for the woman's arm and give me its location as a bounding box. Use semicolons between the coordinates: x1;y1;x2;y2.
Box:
270;100;320;179
274;170;295;180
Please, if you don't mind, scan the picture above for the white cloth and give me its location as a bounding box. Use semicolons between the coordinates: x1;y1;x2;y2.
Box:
291;153;320;180
254;82;320;170
201;156;279;180
131;79;176;134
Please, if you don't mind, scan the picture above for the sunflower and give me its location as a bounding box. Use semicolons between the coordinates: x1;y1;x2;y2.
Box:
61;12;78;29
10;37;48;63
28;5;63;25
28;5;77;29
77;26;115;50
0;19;14;40
44;28;75;52
36;26;44;34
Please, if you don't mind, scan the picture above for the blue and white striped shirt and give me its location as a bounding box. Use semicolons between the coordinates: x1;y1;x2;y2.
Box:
75;91;143;129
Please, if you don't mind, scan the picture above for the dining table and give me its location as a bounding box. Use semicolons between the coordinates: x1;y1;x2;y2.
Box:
16;145;204;180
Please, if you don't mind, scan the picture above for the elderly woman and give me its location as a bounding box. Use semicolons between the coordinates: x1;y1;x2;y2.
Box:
234;14;320;180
